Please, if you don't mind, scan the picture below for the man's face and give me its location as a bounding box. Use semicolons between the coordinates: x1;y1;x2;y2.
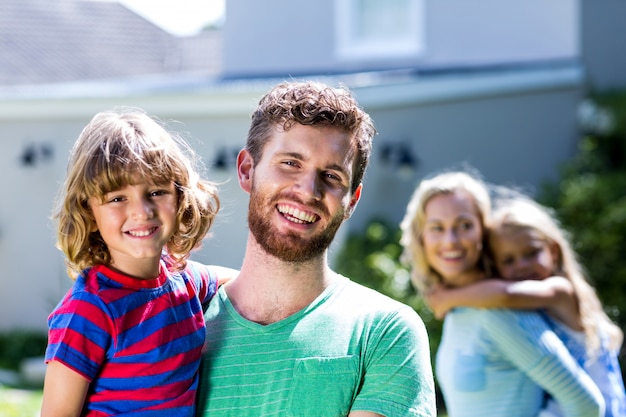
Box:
240;123;361;262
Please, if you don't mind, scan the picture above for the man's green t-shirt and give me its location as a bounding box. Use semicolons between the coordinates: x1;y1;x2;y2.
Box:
197;275;436;417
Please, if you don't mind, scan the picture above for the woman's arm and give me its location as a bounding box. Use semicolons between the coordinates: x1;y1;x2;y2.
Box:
427;277;582;329
40;361;89;417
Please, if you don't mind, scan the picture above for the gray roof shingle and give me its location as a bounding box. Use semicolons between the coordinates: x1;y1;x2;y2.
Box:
0;0;220;85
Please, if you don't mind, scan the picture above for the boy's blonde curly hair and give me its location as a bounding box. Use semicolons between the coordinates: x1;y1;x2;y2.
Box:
54;108;219;277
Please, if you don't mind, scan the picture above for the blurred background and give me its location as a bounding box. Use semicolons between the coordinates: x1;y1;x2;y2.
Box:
1;0;625;414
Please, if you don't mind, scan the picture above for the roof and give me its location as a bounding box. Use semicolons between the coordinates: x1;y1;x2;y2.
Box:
0;0;221;86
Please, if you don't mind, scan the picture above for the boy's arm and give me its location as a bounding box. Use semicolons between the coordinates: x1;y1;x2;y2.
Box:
427;277;580;327
208;265;239;286
40;361;89;417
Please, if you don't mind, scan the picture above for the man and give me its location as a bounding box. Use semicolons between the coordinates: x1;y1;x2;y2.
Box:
198;81;436;417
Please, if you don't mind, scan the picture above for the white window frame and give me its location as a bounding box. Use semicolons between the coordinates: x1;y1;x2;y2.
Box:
335;0;425;61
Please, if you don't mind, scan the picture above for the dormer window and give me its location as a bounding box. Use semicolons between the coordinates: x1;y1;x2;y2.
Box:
335;0;425;60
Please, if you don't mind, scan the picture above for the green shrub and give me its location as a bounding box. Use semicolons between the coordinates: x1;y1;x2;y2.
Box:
0;331;47;371
536;91;626;390
540;91;626;333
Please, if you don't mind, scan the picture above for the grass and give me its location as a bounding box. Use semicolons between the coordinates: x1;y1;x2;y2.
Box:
0;386;449;416
0;387;42;417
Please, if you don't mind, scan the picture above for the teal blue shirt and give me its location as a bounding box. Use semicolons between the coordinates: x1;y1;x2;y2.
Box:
198;275;436;417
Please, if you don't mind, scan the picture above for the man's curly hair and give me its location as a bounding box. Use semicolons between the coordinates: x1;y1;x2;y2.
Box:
246;81;376;194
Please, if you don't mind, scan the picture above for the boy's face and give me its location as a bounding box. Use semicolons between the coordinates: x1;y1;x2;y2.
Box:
88;180;178;279
490;227;559;281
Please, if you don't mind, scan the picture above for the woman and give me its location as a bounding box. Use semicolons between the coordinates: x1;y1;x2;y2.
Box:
399;170;604;417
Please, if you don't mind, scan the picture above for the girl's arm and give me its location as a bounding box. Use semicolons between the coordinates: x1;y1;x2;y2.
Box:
427;277;582;329
40;361;89;417
426;280;512;319
485;309;604;417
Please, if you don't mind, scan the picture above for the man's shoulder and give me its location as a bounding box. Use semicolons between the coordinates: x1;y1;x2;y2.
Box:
337;275;403;304
333;275;421;320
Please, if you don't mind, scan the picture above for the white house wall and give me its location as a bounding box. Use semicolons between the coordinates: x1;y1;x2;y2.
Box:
424;0;578;67
0;66;582;332
0;83;265;332
581;0;626;91
222;0;578;77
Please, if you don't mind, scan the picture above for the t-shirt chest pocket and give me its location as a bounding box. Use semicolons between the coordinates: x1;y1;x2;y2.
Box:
287;355;360;417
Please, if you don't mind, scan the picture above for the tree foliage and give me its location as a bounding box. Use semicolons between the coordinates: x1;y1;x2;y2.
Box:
540;91;626;333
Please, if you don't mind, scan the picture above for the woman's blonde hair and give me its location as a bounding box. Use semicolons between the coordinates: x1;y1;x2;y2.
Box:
400;170;492;293
54;108;219;277
489;196;624;356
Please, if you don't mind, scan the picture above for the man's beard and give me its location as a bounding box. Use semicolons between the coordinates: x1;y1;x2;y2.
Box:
247;184;346;263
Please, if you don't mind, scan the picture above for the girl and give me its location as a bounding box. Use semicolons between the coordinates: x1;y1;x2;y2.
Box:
426;195;626;417
41;109;234;416
400;170;604;417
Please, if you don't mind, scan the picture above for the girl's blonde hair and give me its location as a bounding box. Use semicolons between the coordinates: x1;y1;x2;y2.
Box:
400;170;492;293
54;108;220;277
489;196;623;356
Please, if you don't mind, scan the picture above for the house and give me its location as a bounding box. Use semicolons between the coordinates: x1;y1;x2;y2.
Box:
0;0;624;332
0;0;220;84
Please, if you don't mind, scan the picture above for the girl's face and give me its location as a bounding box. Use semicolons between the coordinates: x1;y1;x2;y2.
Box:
490;228;559;281
422;190;484;286
88;180;178;279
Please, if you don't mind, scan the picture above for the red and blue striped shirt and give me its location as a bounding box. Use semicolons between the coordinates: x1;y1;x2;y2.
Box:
45;258;218;416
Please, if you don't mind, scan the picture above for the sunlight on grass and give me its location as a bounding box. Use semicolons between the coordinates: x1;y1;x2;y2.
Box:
0;387;42;417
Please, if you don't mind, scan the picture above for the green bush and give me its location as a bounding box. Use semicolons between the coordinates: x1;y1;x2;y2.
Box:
0;331;47;371
540;91;626;352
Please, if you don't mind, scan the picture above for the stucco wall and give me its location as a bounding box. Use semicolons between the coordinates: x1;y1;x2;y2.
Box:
0;66;582;331
223;0;578;77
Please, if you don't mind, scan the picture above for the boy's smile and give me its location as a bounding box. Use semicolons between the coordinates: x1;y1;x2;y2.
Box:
88;181;178;279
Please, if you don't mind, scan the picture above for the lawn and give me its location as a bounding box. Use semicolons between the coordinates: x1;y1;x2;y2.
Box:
0;387;42;417
0;386;450;416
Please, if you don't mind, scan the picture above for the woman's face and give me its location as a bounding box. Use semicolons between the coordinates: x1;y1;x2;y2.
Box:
422;190;484;286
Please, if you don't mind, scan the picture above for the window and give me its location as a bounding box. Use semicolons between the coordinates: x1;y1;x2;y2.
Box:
335;0;425;60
